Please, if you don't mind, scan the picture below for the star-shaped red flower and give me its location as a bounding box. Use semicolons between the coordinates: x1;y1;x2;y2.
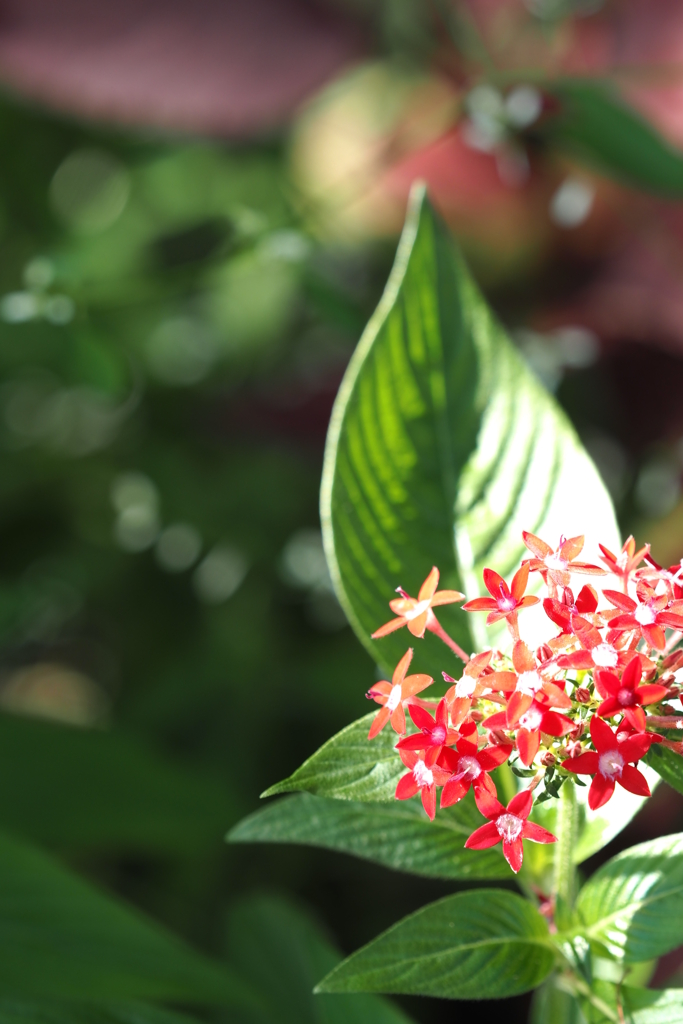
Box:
562;715;651;810
522;532;606;589
396;698;460;760
395;749;451;820
438;733;512;808
465;788;556;873
594;656;668;732
603;586;683;651
462;563;539;631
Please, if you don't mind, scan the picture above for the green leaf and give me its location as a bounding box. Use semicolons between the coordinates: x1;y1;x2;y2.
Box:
226;893;414;1024
545;80;683;198
530;978;588;1024
0;1004;199;1024
229;792;509;880
320;184;618;680
644;743;683;797
575;833;683;963
0;713;235;854
262;712;407;801
0;830;250;1005
316;889;555;1000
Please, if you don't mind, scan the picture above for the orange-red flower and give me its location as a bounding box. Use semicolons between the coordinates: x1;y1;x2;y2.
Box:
371;566;464;640
366;648;433;739
522;532;606;589
396;698;459;761
485;694;574;767
599;536;649;591
442;650;516;728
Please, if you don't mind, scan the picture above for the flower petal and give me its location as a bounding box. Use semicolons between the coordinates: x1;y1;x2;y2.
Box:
483;567;507;600
407;611;429;638
618;764;650;798
464;821;500;850
395;773;418;800
462;597;498;612
392;648;414;685
563;752;600;775
440;777;469;808
589;773;615;810
477;744;513;770
637;684;669;706
390;703;406;735
418;566;440;602
508;789;533;819
511;563;530;601
371;617;406;638
421;784;437;820
521;822;557;844
502;838;524;873
368;705;391;739
522;531;552;558
430;589;465;607
591;714;617;753
517;728;540;767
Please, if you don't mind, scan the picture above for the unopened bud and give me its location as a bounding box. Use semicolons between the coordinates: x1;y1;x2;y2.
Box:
572;721;585;739
561;740;582;759
643;666;659;682
489;728;509;745
469;709;484;723
659;672;675;687
536;644;553;664
663;704;677;716
540;751;556;767
575;687;591;704
663;650;683;671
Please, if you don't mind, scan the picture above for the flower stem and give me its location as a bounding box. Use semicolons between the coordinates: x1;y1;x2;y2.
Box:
427;619;470;664
553;780;577;908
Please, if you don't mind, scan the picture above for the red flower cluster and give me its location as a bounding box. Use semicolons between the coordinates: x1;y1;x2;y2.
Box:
367;535;683;873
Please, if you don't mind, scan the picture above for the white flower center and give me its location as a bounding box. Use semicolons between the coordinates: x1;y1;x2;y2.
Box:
545;553;568;571
387;684;402;713
413;760;434;788
498;594;516;611
455;675;477;699
454;755;481;781
404;599;431;621
516;670;543;696
592;644;618;668
519;707;543;731
616;551;630;571
617;688;636;707
598;750;624;778
430;724;447;745
496;813;523;843
635;603;657;626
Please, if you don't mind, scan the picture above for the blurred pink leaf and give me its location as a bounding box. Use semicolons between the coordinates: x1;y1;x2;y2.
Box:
0;0;363;135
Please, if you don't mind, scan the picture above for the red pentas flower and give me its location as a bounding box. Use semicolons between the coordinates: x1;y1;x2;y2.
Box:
438;732;512;808
594;655;668;732
366;648;433;739
543;584;599;634
371;566;464;639
465;789;556;873
562;716;652;810
603;585;683;651
522;532;606;589
462;563;539;637
395;749;451;821
396;698;460;761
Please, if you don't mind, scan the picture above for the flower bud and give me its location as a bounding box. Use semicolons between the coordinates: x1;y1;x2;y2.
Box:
540;751;556;767
561;740;582;759
575;687;591;704
536;644;553;664
469;709;484;723
488;728;509;745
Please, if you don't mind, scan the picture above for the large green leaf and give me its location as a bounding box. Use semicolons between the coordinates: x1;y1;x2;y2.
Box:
229;792;508;880
262;712;407;802
320;184;618;679
0;830;249;1005
226;893;414;1024
0;713;235;854
316;889;555;1000
545;81;683;198
575;833;683;963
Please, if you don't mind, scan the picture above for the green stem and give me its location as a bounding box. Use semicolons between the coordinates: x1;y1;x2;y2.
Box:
553;780;577;908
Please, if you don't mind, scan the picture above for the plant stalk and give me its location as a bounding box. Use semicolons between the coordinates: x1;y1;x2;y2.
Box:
553;780;577;908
